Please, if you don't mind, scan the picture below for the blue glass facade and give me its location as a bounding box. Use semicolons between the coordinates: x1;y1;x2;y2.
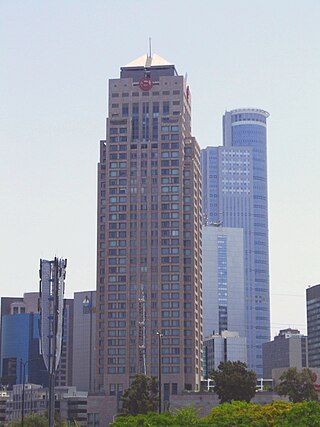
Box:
217;236;228;334
201;109;270;377
0;313;48;386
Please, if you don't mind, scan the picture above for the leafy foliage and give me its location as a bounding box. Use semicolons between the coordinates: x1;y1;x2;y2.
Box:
7;413;48;427
275;367;318;403
6;412;69;427
173;405;204;426
121;374;159;416
204;400;291;426
111;406;210;427
110;401;320;426
210;361;257;403
277;400;320;426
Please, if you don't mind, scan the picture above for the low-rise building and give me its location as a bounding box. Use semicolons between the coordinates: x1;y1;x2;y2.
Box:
5;384;87;426
0;390;8;426
262;328;308;379
203;331;247;379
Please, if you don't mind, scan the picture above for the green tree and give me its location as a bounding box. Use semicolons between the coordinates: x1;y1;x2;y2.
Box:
275;367;318;403
121;374;159;416
210;361;257;403
7;411;69;427
173;405;203;426
110;407;210;427
110;401;320;427
8;413;48;427
204;401;292;427
278;401;320;426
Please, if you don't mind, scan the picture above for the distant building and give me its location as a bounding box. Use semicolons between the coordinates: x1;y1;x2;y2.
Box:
307;284;320;367
201;108;270;376
72;291;96;392
202;225;245;338
0;293;47;388
5;384;87;426
262;328;308;379
55;299;74;387
203;331;247;379
0;390;9;426
0;292;73;388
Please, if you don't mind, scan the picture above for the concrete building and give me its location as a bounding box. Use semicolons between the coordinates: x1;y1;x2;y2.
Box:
5;384;87;426
307;284;320;368
203;331;247;379
96;53;203;417
202;225;245;338
72;291;96;392
55;298;74;387
201;109;270;376
0;390;8;427
262;328;308;379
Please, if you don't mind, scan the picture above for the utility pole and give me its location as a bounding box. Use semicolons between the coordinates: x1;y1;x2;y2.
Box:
39;257;67;427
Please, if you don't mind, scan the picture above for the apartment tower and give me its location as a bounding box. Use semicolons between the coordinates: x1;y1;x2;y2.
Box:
201;109;270;376
96;54;202;403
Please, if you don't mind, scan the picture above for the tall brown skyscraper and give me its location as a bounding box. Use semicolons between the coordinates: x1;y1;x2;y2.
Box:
96;54;202;407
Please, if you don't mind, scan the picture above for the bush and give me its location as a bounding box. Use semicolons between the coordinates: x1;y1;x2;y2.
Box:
110;401;320;427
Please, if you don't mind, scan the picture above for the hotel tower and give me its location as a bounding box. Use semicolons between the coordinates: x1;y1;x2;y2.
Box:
96;53;202;406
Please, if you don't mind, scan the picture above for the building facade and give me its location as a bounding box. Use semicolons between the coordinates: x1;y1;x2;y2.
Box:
55;298;74;387
201;108;270;376
0;293;73;389
262;328;308;379
72;291;96;392
96;53;203;403
203;331;247;379
0;294;48;388
5;384;87;426
307;284;320;368
202;225;245;339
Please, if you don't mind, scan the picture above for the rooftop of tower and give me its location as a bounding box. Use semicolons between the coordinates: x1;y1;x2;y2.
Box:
120;53;178;79
227;108;270;118
124;53;173;68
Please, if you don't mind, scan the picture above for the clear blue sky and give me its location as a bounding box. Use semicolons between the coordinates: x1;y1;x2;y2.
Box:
1;0;320;337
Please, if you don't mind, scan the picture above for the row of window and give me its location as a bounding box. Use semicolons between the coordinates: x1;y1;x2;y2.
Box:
111;89;181;98
110;125;179;133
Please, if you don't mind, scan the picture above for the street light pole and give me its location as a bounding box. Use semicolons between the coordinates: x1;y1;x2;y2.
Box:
156;331;163;414
21;359;29;427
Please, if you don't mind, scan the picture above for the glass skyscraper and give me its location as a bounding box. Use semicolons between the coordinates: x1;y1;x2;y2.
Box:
202;225;245;339
201;108;270;376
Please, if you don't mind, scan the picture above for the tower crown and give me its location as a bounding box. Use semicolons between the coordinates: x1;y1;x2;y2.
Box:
123;53;173;68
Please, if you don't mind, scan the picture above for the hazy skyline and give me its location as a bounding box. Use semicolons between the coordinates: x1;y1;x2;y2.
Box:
1;0;320;338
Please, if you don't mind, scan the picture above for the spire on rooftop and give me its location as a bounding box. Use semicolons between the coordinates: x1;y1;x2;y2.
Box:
124;53;172;68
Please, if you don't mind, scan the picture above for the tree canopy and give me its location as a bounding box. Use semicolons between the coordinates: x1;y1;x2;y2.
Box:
110;401;320;427
121;374;159;416
275;367;318;403
6;412;69;427
210;361;257;403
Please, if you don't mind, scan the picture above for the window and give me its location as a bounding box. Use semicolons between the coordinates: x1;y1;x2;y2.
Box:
163;101;169;115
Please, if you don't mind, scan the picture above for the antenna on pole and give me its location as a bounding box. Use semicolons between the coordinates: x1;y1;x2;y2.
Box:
148;37;152;58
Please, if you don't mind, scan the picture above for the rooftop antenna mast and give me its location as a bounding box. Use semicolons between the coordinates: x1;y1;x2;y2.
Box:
148;37;152;58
